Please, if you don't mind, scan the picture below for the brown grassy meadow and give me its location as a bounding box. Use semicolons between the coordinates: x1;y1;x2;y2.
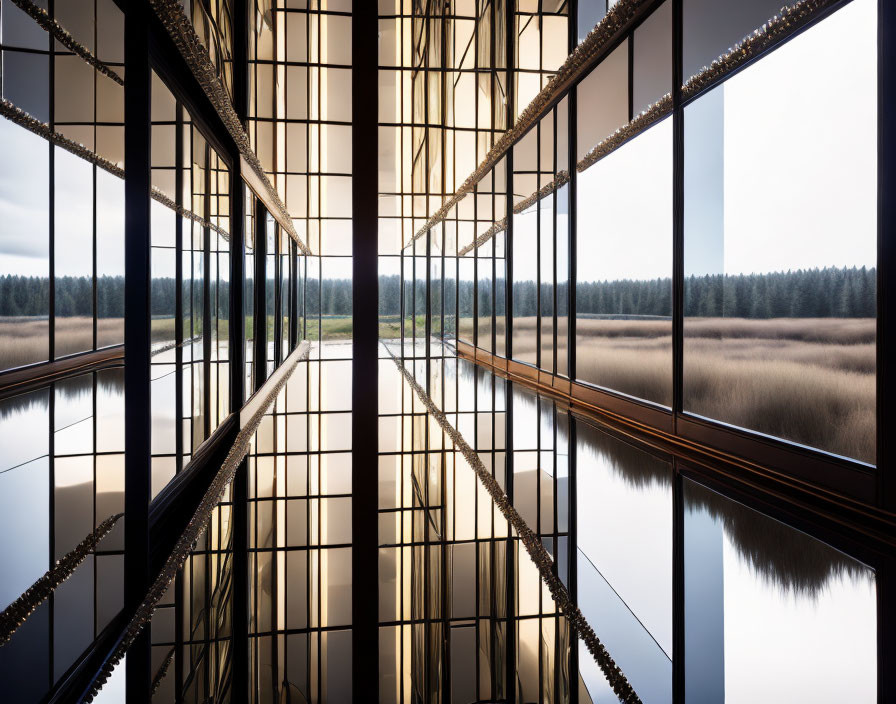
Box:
0;316;154;369
507;316;875;464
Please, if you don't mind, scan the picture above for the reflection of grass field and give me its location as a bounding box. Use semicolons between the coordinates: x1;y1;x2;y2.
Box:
504;316;875;464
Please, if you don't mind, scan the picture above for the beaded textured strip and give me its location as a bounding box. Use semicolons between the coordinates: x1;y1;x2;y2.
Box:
456;122;649;254
409;0;840;250
0;512;124;647
512;170;571;215
577;94;673;172
82;342;310;702
0;98;124;175
387;350;642;704
148;0;312;255
149;187;231;241
454;168;570;254
151;335;204;358
457;217;507;257
405;0;658;248
9;0;124;86
150;646;176;696
681;0;840;99
0;99;230;240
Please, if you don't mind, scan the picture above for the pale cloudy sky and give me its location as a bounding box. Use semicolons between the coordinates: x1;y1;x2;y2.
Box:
0;118;125;278
574;0;876;283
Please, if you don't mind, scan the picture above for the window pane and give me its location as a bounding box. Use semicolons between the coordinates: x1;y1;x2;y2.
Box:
633;1;672;114
266;214;277;373
576;119;673;406
511;206;537;366
458;255;474;348
539;193;554;372
575;42;627;161
683;0;877;463
684;477;876;702
0;117;49;370
556;185;569;377
683;0;783;82
245;193;255;397
97;169;125;348
575;421;672;702
477;240;493;353
55;147;95;358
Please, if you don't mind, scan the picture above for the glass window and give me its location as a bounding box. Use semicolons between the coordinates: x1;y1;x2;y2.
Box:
576;119;673;406
575;41;628;161
320;256;352;358
281;231;292;359
245;193;256;397
495;230;507;359
413;242;426;357
684;478;876;702
633;0;672;114
539;191;554;372
683;0;877;462
575;420;672;702
511;204;537;366
477;239;493;353
55;147;95;358
577;0;606;44
683;0;784;82
0;117;49;371
96;170;125;349
429;231;443;350
556;185;569;377
266;214;277;374
458;253;474;347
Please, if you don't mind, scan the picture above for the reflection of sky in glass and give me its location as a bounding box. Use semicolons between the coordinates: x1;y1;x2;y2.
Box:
0;117;127;278
720;0;876;276
577;117;672;283
685;479;877;703
574;0;876;283
0;118;49;277
686;0;876;277
575;424;673;655
721;537;875;702
54;147;93;278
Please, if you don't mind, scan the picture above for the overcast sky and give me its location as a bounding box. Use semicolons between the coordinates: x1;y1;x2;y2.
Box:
574;0;876;282
0;118;125;278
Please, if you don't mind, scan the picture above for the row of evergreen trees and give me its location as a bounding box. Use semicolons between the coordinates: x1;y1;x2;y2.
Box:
0;275;360;318
1;266;876;320
501;266;876;319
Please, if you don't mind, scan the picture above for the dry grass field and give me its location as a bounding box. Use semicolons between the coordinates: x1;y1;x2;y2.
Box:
506;316;875;464
0;316;170;370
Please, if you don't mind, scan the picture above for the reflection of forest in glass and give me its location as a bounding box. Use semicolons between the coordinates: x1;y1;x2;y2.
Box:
509;264;877;462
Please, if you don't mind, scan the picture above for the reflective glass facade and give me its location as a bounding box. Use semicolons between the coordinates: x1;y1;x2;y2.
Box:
0;1;894;702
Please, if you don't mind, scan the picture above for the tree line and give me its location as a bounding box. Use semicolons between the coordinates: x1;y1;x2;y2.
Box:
1;266;876;320
508;265;876;319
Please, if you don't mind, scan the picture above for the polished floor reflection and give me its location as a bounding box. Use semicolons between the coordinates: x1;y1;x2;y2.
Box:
0;347;879;702
371;347;876;704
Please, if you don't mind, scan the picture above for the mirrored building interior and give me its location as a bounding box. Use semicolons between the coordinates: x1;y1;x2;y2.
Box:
0;0;893;702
